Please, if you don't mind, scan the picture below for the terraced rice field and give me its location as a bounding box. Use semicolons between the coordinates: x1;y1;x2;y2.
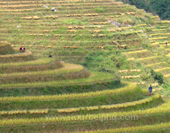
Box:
0;0;170;132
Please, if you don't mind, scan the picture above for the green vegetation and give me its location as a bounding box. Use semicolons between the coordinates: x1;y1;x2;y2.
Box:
150;68;164;84
63;19;88;25
82;51;129;72
0;86;145;111
0;74;121;97
94;8;106;13
121;0;170;20
0;0;169;132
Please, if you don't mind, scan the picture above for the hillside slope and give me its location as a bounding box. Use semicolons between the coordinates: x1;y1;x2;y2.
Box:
0;0;170;132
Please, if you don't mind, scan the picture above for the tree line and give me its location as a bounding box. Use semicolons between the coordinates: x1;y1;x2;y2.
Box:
120;0;170;20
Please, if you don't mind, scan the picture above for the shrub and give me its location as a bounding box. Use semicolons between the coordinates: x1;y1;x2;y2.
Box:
110;54;128;69
141;73;151;81
150;68;164;84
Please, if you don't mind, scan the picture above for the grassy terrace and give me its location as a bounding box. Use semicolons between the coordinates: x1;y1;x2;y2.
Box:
0;50;35;62
0;62;83;77
0;71;119;92
0;99;169;132
0;61;63;74
0;84;147;111
0;62;89;84
0;94;163;119
73;122;170;133
0;0;169;132
0;58;56;67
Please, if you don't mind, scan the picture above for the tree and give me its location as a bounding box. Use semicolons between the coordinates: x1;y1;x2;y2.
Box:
121;0;170;20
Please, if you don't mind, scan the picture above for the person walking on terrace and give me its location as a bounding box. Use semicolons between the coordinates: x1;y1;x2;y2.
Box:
148;85;152;95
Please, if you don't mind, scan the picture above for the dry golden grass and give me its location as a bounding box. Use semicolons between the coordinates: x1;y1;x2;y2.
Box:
149;37;168;40
155;67;170;72
145;62;167;67
127;58;135;61
0;61;63;73
126;50;148;54
164;74;170;78
137;56;161;61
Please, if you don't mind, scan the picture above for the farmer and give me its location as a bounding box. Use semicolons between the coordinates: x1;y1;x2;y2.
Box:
20;47;25;52
148;85;152;95
166;42;167;46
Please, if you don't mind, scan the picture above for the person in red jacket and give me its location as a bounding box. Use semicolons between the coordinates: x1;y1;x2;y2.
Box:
20;47;25;52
